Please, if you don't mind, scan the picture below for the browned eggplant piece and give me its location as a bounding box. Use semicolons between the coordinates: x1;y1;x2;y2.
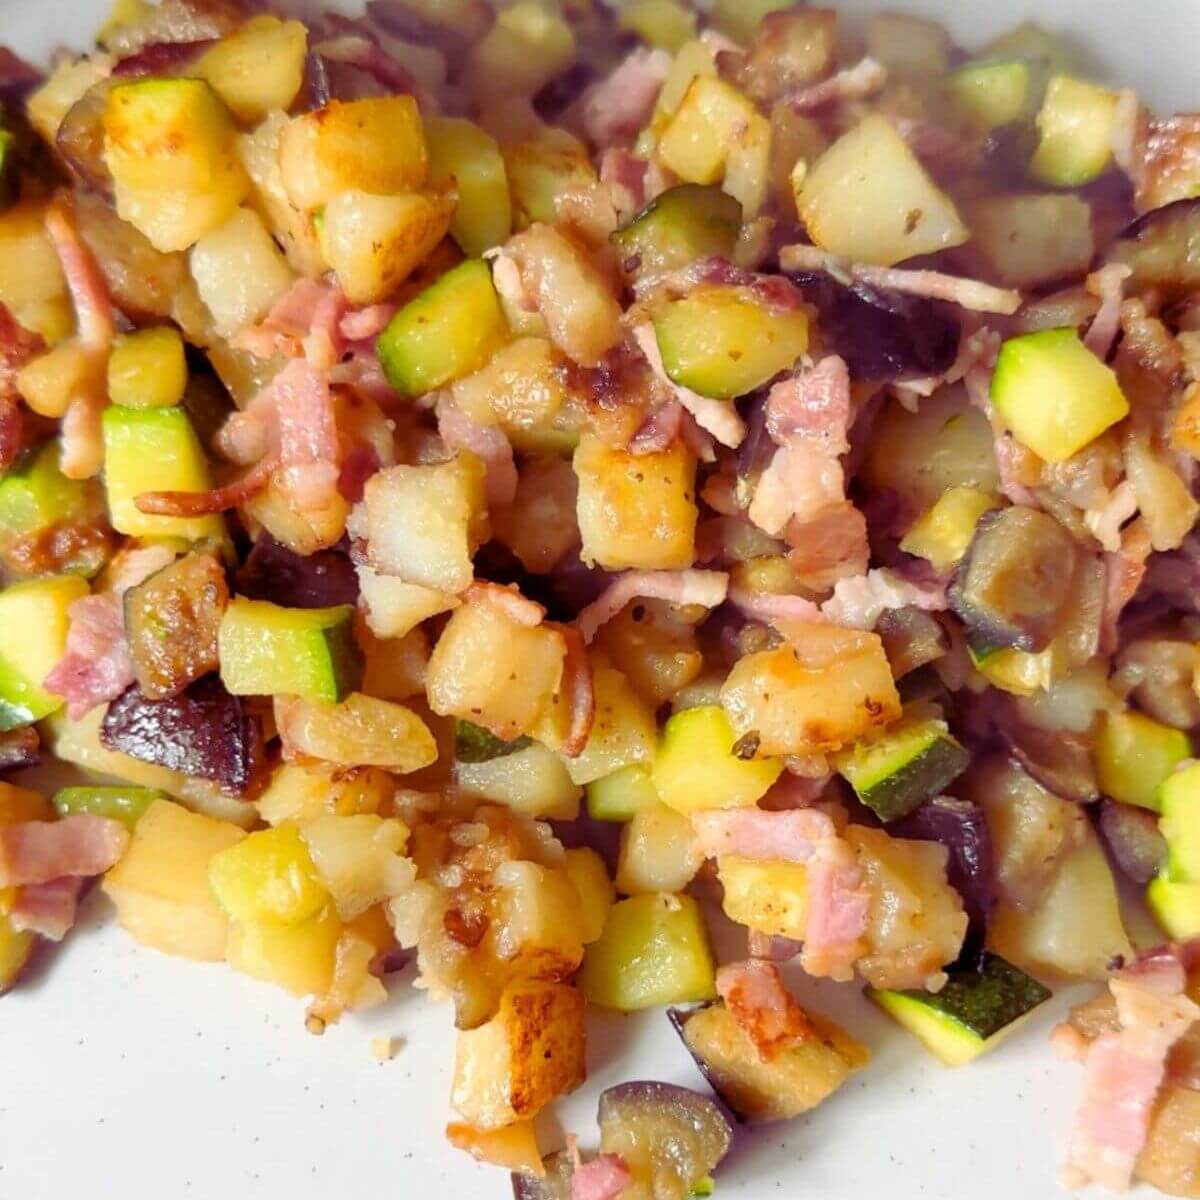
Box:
877;606;950;678
235;536;360;609
598;1081;732;1199
124;552;229;700
1115;635;1200;730
949;507;1080;652
789;271;960;383
1099;800;1167;884
510;1152;573;1200
666;1004;867;1126
891;796;996;956
56;78;117;192
1103;197;1200;299
993;707;1100;804
100;676;260;796
0;725;39;773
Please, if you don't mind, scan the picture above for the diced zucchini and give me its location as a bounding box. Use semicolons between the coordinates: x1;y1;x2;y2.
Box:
1030;75;1119;188
193;15;308;125
991;328;1130;464
1159;762;1200;882
1095;710;1191;812
101;405;226;542
834;713;970;823
218;597;361;704
578;892;716;1011
652;704;783;814
947;60;1032;130
279;96;427;211
107;326;187;409
208;822;329;927
0;574;88;730
653;284;808;400
900;487;1002;573
454;719;531;764
563;848;614;945
799;115;968;267
424;116;511;258
618;0;697;52
718;857;808;940
869;953;1051;1067
52;785;164;831
376;259;508;398
586;762;661;823
711;0;794;45
610;184;741;275
972;644;1058;697
466;2;575;104
1146;875;1200;940
969;194;1095;289
456;741;581;821
504;141;597;231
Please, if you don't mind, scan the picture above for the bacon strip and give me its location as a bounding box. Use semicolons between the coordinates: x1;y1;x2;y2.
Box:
1084;263;1132;361
9;876;84;941
716;959;812;1059
547;621;595;758
570;1154;632;1200
436;397;518;507
785;56;887;111
43;593;133;720
580;46;671;149
634;324;746;448
574;569;729;643
780;244;1022;315
0;815;128;887
136;454;278;516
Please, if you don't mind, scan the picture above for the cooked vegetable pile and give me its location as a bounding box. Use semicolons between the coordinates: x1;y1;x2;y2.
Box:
0;0;1199;1194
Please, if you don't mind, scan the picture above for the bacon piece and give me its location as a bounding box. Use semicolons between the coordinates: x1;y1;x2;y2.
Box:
329;352;396;405
1085;479;1138;554
0;815;128;886
488;251;538;314
821;567;947;630
339;302;397;343
785;501;870;590
580;47;671;149
633;324;746;448
692;806;841;863
747;930;803;962
45;199;115;352
9;876;84;941
781;244;1022;315
547;620;595;758
436;397;518;507
1084;263;1132;361
1101;518;1152;654
629;399;683;455
234;278;343;361
43;593;133;720
136;454;279;516
785;56;887;111
964;363;1042;508
0;301;44;404
599;148;670;218
574;569;729;643
570;1154;632;1200
716;959;812;1058
728;586;826;628
748;440;844;536
765;356;852;453
1061;950;1200;1192
804;855;872;981
464;580;546;628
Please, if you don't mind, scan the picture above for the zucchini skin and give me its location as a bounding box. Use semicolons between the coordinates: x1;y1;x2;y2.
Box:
454;718;532;764
850;734;970;823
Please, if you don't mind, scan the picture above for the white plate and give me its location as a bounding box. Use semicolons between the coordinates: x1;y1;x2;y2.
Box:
0;2;1197;1198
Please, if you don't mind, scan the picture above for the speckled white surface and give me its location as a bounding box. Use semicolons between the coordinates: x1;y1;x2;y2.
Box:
0;1;1197;1197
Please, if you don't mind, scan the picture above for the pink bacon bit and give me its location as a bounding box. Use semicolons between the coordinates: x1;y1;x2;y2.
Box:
546;620;595;759
436;396;518;508
580;46;671;149
786;56;888;112
9;876;84;941
0;815;129;887
570;1154;632;1200
716;959;813;1059
574;569;729;644
42;593;133;720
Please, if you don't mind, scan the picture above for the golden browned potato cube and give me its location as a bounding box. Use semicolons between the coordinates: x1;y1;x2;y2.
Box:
561;662;658;786
451;980;587;1129
575;435;697;571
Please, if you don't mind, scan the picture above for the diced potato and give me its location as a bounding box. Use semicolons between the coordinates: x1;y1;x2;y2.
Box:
719;857;809;941
321;189;454;306
575;435;697;570
741;10;837;103
721;628;901;757
255;762;391;827
356;568;459;642
189;207;295;337
243;471;351;556
280;96;428;211
849;827;968;991
18;341;93;419
236;110;326;277
226;904;342;997
102;799;246;961
300;814;414;920
27;55;110;146
640;38;717;155
504;140;597;230
0;204;66;317
457;741;581;820
0;916;35;994
578;892;716;1011
208;823;329;927
274;692;438;773
425;116;512;257
1137;1087;1200;1197
466;2;575;104
360;625;430;702
652;704;782;814
113;169;250;254
492;860;587;983
559;662;658;787
799;114;968;266
616;801;703;895
427;599;565;742
865;12;951;77
563;848;614;944
451;337;565;434
900;487;1002;573
0;782;54;825
595;598;704;709
107;326;187;409
969;194;1095;288
712;0;795;45
446;1121;544;1176
194;16;308;124
990;823;1131;981
357;457;486;593
451;980;587;1129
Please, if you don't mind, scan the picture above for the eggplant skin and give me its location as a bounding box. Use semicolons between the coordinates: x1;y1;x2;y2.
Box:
949;507;1079;652
667;1005;742;1121
234;536;359;610
100;676;260;795
1104;197;1200;295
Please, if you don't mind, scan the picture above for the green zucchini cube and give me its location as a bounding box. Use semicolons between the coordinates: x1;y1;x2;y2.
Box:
610;184;741;275
1095;709;1191;813
1147;875;1200;940
53;785;165;831
586;762;661;823
946;59;1031;131
1158;762;1200;883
